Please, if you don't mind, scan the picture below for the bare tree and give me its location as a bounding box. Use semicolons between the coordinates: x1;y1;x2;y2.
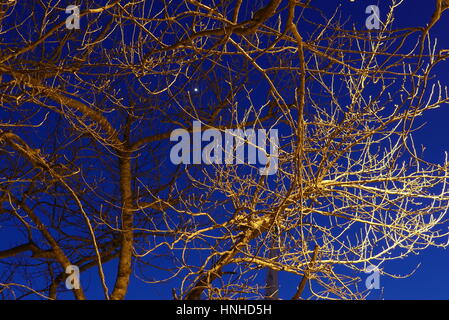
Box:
0;0;448;300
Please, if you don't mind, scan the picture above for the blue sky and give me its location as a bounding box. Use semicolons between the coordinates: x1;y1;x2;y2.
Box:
126;1;449;300
378;0;449;299
2;0;449;300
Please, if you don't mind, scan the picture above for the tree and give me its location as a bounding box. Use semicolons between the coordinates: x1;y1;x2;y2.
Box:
0;0;448;300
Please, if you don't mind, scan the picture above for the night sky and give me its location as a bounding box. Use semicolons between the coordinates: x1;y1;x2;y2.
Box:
130;1;449;300
2;0;449;300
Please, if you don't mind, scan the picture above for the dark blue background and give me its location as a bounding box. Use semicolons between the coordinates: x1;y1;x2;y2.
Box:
2;0;449;300
129;1;449;300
